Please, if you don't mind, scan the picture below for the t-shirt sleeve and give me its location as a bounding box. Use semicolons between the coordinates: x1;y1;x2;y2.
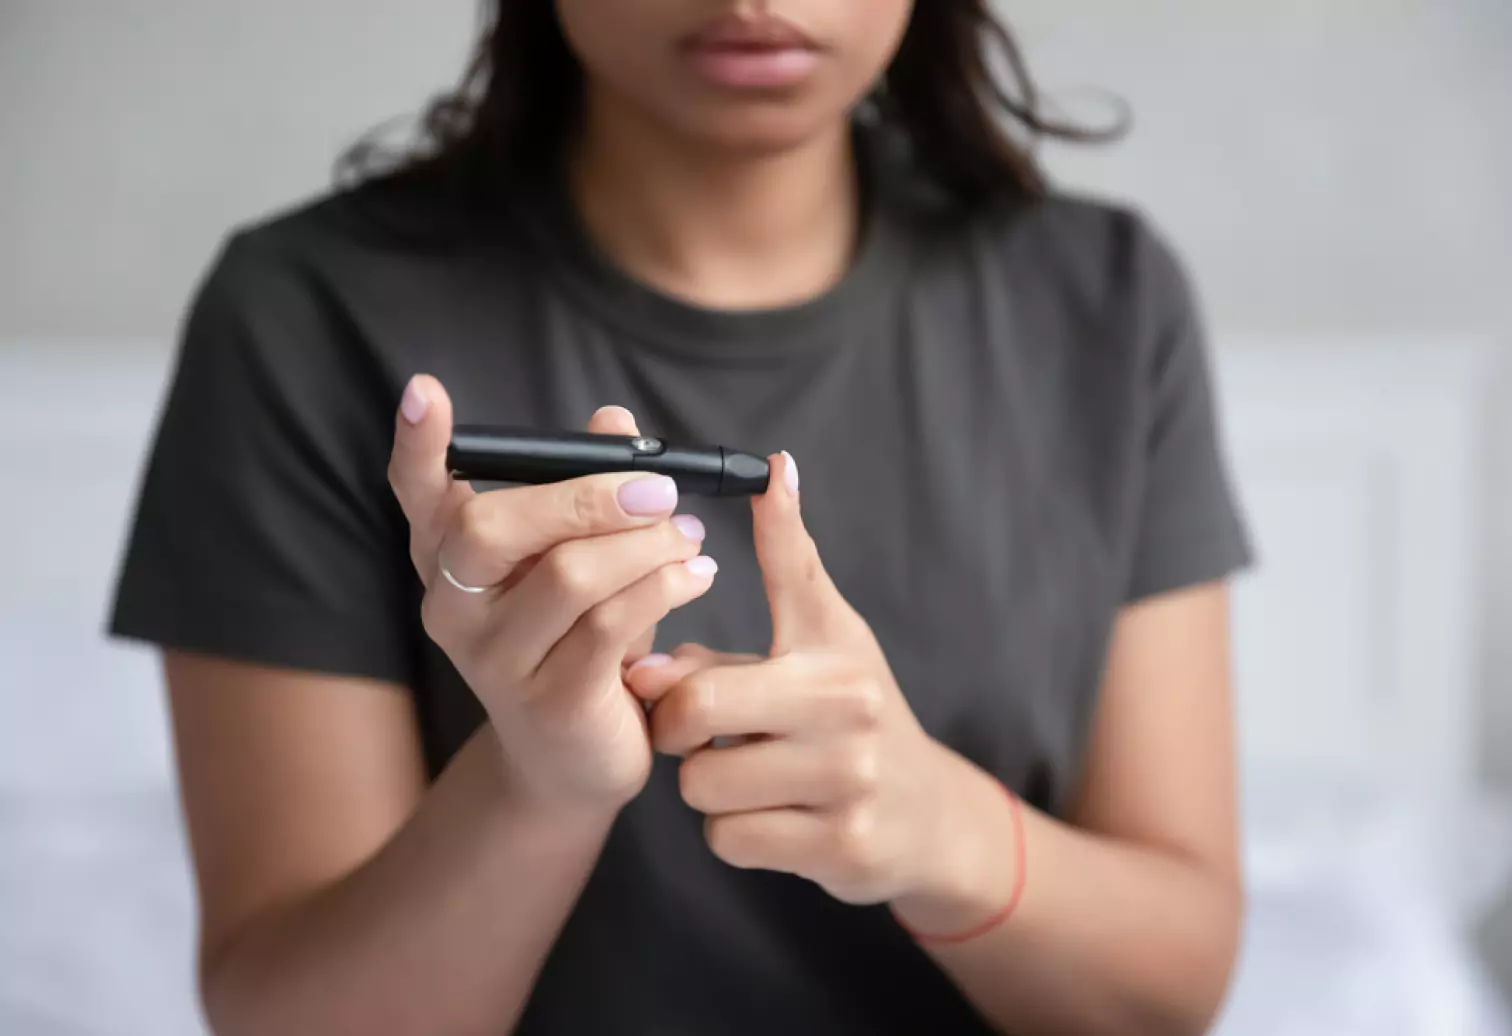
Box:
108;230;420;686
1122;219;1254;603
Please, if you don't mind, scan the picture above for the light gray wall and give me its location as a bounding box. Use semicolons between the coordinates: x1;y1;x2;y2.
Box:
1022;0;1512;333
2;0;1508;997
0;0;477;338
4;1;1507;340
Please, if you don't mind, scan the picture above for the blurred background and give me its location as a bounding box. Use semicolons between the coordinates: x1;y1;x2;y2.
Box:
2;1;1510;1033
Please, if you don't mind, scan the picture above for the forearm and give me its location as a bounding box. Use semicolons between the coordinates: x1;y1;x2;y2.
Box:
202;728;613;1036
892;760;1242;1036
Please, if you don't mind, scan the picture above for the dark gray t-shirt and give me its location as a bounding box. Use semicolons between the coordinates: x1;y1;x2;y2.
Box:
110;136;1251;1034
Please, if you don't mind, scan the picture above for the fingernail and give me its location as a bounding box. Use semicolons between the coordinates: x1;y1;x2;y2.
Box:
400;377;429;424
782;451;800;495
630;653;673;670
618;475;678;516
684;556;718;577
596;404;636;424
671;514;706;541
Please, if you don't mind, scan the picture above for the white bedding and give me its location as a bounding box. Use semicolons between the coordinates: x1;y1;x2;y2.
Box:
3;781;1508;1035
2;624;1510;1034
1216;782;1512;1036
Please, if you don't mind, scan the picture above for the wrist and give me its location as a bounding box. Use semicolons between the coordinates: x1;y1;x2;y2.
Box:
498;790;620;859
890;753;1023;942
476;732;625;849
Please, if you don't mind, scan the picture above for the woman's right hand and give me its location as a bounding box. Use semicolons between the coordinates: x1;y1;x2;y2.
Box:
387;375;716;816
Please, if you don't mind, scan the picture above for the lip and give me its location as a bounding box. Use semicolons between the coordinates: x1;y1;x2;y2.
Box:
681;14;823;89
684;13;820;52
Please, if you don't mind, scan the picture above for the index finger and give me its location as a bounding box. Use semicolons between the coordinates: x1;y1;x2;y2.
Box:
626;644;762;704
649;655;866;757
435;469;681;592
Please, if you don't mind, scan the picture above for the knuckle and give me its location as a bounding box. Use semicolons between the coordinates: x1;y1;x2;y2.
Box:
845;674;886;728
663;520;691;551
801;547;825;588
582;597;624;641
656;674;713;750
567;482;611;532
833;806;880;876
705;816;749;866
683;672;719;729
649;691;688;750
647;701;676;752
656;561;689;598
542;547;595;600
837;739;880;796
454;495;493;548
678;757;715;812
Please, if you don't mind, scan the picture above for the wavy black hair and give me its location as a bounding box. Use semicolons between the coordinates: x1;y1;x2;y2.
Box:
340;2;1120;206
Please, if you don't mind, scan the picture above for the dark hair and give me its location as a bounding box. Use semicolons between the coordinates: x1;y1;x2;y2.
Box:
340;2;1120;206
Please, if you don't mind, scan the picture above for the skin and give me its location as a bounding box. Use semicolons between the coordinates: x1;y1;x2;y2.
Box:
628;466;1242;1033
563;0;909;310
169;2;1241;1034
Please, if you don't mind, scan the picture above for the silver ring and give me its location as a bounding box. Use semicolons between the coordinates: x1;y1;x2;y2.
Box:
438;561;491;594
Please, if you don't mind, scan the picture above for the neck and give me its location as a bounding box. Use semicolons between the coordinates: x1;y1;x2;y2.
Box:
568;90;860;311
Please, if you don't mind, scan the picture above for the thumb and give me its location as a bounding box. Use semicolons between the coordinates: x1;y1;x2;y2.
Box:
389;374;473;574
752;452;853;655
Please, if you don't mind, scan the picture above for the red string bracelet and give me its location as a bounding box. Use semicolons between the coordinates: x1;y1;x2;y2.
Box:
892;781;1026;947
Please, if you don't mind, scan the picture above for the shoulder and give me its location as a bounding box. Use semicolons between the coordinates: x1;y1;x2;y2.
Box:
188;164;537;373
178;167;552;432
979;191;1197;332
181;191;363;368
176;174;483;413
209;165;491;289
909;189;1207;401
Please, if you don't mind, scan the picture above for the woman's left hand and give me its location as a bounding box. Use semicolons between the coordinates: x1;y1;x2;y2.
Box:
625;454;1007;909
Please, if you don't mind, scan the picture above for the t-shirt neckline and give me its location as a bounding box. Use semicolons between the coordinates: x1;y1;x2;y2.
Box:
505;124;910;364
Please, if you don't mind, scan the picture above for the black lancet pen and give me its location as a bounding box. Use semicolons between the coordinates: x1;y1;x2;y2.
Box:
447;426;772;497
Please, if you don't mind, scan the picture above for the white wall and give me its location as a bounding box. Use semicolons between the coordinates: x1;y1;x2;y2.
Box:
2;0;1509;1001
0;0;477;338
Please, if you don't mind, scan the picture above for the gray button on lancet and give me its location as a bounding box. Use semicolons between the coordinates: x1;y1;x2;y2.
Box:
630;437;663;453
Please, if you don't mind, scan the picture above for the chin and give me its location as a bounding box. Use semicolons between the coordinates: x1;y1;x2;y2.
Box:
672;101;852;157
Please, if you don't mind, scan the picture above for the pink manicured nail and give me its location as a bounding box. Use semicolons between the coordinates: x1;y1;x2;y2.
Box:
671;514;706;541
629;653;672;670
782;451;800;495
618;475;678;516
684;556;718;577
400;377;429;424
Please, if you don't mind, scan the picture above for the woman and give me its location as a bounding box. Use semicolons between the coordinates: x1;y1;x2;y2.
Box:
111;2;1252;1033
